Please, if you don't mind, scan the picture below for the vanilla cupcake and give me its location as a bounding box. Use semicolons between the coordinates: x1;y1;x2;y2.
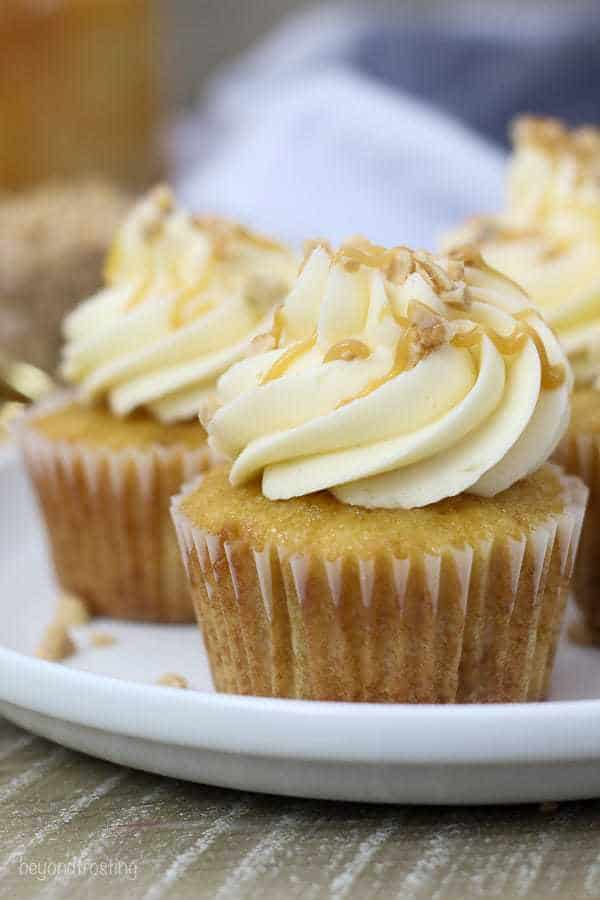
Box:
19;187;298;622
172;240;586;702
445;117;600;633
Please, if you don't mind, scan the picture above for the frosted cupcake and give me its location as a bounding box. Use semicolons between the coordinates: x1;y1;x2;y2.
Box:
19;187;298;622
172;240;586;702
445;117;600;632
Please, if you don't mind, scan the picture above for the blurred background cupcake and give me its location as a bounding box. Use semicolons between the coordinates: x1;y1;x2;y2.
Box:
18;187;297;621
173;241;586;703
444;117;600;637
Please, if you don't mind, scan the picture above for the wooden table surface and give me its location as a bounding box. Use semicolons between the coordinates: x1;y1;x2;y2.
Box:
1;718;599;899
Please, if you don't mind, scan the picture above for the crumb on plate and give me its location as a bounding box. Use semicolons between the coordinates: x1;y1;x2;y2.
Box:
57;592;90;627
156;673;188;689
89;631;117;648
35;622;76;661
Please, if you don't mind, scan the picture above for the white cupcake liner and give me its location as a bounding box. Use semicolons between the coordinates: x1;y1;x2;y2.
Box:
17;392;213;622
172;466;587;703
555;429;600;632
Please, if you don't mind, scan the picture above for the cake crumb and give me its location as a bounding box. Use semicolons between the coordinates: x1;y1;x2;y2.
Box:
89;631;117;648
35;623;76;661
57;592;90;627
156;673;188;689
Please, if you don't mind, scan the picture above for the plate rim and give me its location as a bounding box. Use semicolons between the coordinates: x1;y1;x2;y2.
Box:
2;644;600;765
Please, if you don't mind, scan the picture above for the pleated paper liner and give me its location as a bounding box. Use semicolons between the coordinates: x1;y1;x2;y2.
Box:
17;396;213;623
172;467;587;703
555;429;600;635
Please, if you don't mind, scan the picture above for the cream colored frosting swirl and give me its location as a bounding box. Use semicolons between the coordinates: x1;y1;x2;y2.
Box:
207;240;571;509
445;117;600;385
61;186;298;422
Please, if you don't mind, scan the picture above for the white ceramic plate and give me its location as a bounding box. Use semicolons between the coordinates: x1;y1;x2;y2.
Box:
2;447;600;805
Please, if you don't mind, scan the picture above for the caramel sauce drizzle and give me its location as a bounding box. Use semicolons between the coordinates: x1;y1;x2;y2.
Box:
334;304;565;408
452;325;528;356
323;339;371;363
451;308;566;390
124;274;153;312
270;305;286;345
514;310;566;389
336;331;413;408
260;332;317;385
170;292;214;329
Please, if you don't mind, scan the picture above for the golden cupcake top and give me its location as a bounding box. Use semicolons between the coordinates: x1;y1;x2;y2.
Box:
61;186;298;423
206;238;571;509
444;117;600;386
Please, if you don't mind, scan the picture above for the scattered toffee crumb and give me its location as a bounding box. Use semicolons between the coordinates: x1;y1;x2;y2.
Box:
89;631;117;648
35;623;76;662
156;673;188;689
56;592;90;627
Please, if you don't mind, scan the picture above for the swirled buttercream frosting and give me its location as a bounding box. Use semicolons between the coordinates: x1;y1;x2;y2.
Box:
61;186;298;422
206;239;571;509
444;117;600;385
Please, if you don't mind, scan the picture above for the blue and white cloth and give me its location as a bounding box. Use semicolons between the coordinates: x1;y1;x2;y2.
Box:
177;2;600;249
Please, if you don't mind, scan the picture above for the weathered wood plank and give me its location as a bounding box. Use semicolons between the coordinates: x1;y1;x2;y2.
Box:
0;717;599;900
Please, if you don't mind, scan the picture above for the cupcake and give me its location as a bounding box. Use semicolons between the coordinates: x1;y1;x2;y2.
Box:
18;186;298;622
172;240;586;702
444;117;600;634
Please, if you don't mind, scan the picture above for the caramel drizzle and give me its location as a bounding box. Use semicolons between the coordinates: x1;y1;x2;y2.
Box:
270;305;286;345
124;274;153;312
323;339;371;363
451;325;528;356
515;310;566;389
336;305;565;408
260;333;317;384
451;308;566;390
337;332;413;408
170;292;214;329
124;247;215;322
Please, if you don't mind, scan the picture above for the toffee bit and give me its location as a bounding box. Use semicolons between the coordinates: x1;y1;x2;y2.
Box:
303;237;333;259
300;238;333;273
35;623;76;662
410;304;450;353
156;673;188;689
414;252;454;293
56;592;90;627
445;258;466;282
248;332;277;357
449;243;486;268
89;632;117;648
387;248;414;285
416;264;436;290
